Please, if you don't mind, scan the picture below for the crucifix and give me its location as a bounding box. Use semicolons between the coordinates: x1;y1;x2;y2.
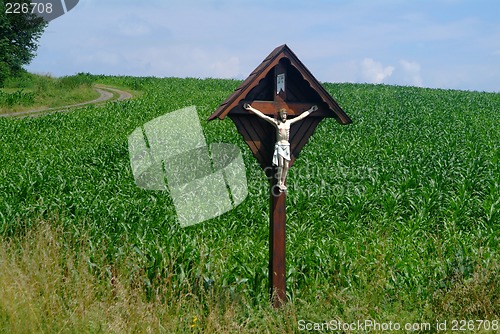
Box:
243;103;318;192
208;45;352;307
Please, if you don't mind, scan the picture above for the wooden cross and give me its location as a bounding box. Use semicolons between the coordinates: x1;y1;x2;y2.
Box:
245;62;322;306
209;45;351;307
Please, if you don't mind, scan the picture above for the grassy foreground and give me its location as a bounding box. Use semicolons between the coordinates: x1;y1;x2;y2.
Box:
0;76;498;332
0;72;99;114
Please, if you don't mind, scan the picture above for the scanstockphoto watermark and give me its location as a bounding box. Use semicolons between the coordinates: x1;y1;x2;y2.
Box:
128;106;248;228
298;319;432;332
252;163;380;198
127;105;376;226
263;162;380;182
298;319;499;332
4;0;80;22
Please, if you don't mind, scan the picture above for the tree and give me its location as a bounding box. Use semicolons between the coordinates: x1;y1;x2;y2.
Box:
0;0;47;86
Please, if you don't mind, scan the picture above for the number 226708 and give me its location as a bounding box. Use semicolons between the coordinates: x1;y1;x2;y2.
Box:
5;2;53;14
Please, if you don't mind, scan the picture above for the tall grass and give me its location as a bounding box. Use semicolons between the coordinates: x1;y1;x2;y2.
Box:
0;89;35;107
0;72;98;113
3;219;493;333
0;77;498;332
0;219;313;333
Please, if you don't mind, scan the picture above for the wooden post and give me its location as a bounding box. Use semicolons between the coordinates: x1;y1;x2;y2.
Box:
269;170;286;307
268;61;288;307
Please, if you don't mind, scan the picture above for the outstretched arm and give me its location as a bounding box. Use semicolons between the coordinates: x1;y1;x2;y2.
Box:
244;103;277;125
288;105;318;124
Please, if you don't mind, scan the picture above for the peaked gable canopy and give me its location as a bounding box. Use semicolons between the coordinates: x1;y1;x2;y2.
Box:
208;44;352;124
208;44;352;171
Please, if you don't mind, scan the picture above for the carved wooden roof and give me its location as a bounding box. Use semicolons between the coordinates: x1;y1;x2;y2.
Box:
208;44;352;124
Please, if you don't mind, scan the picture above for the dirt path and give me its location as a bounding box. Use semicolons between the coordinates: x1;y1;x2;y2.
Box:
101;86;133;101
0;85;133;118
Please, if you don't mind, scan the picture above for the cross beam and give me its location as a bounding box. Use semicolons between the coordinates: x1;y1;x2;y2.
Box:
234;101;330;117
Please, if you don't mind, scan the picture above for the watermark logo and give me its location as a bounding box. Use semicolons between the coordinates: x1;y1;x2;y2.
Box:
4;1;80;22
128;106;248;227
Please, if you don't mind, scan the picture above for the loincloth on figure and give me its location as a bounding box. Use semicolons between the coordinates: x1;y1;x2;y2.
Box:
272;143;291;166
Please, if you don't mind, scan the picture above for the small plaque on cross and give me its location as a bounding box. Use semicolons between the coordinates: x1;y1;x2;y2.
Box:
276;73;285;94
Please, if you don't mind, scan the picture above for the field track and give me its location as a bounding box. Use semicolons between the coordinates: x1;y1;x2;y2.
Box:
0;85;133;118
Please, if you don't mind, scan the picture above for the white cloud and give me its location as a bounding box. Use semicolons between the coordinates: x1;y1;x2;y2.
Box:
360;58;394;84
118;19;151;37
399;60;423;87
75;51;120;67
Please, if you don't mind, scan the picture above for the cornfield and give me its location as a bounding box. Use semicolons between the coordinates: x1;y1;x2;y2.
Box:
0;76;498;332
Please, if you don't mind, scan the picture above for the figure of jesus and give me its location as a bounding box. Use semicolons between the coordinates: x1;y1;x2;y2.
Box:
244;103;318;191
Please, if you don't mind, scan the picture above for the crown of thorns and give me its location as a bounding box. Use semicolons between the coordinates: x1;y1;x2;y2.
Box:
278;108;287;114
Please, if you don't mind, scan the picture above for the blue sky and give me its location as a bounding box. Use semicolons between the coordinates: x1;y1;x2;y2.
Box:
27;0;500;92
